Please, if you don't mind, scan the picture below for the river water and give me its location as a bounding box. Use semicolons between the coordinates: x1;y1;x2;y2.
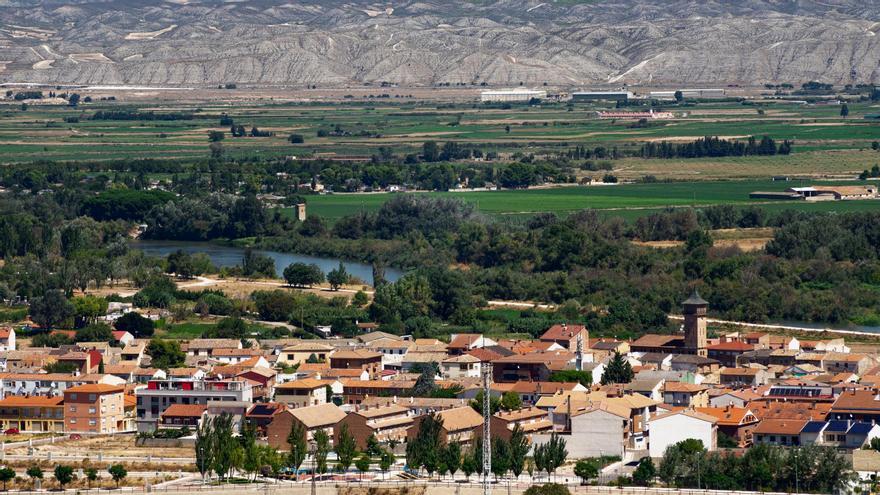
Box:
129;241;402;286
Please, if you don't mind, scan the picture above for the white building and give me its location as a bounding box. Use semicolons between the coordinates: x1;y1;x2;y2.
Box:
648;409;718;457
0;327;15;352
480;89;547;103
441;354;482;379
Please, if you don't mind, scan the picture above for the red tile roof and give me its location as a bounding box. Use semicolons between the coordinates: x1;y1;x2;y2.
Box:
540;324;586;342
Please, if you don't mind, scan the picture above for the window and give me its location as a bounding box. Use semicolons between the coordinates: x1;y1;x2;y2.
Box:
89;394;96;401
70;393;77;400
69;406;77;412
70;418;77;424
89;407;96;414
89;419;96;426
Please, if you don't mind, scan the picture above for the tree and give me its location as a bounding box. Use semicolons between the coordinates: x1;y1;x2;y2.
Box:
508;425;530;478
209;130;225;142
54;465;74;490
85;467;98;489
355;454;371;479
549;370;593;387
75;322;114;343
674;91;684;102
444;442;461;478
239;422;262;481
406;413;443;474
0;467;13;491
841;104;849;118
283;262;324;288
412;362;439;396
500;391;523;411
491;437;510;480
146;337;185;369
108;464;127;488
288;134;305;144
287;422;307;472
365;434;381;457
574;459;599;484
195;415;215;481
114;311;155;338
210;413;238;481
632;457;656;486
314;429;330;474
379;449;394;479
30;290;74;329
470;389;501;415
461;451;476;481
422;141;440;162
524;484;571;495
73;295;108;326
335;424;358;472
601;351;634;384
327;262;349;290
26;465;44;489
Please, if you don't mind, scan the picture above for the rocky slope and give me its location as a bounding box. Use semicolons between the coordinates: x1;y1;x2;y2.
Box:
1;0;879;87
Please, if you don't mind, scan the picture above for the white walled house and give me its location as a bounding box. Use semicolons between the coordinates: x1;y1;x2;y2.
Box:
0;327;15;352
441;355;482;379
648;410;718;457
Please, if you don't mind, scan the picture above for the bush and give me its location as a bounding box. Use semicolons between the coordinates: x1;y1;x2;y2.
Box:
114;312;155;338
524;484;571;495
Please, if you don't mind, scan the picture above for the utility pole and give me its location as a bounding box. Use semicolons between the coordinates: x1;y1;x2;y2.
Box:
482;363;492;495
311;446;316;495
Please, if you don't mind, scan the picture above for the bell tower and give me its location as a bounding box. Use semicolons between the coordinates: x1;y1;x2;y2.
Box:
683;289;708;357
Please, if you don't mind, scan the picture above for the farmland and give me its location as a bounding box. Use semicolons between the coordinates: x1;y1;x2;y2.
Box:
293;180;880;221
1;93;878;175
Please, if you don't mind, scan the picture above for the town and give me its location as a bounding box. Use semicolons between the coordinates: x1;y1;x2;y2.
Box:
0;289;871;494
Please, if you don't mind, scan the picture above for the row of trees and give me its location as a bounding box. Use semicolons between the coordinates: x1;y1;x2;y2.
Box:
195;413;286;481
0;464;128;491
639;136;792;159
659;439;853;493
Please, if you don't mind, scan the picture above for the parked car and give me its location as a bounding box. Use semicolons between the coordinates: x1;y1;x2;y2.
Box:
3;428;20;435
69;433;82;440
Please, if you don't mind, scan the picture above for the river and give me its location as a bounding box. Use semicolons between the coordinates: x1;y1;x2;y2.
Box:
129;241;402;286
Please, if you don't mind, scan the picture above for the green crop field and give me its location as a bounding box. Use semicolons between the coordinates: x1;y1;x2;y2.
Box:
1;96;878;168
289;179;880;221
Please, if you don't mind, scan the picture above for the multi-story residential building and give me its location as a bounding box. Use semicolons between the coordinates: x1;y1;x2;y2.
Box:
274;378;329;408
267;403;347;451
752;419;807;446
408;406;483;446
823;353;873;375
539;324;588;353
329;350;383;379
663;382;709;407
135;379;253;432
0;395;64;432
186;339;241;357
159;404;206;429
648;410;718;457
490;406;553;440
277;343;335;367
696;406;759;447
63;384;126;434
440;354;481;379
0;373;124;399
336;403;413;449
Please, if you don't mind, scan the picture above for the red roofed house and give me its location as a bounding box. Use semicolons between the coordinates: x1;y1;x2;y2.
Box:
111;331;134;347
540;324;588;353
708;342;755;367
0;327;16;352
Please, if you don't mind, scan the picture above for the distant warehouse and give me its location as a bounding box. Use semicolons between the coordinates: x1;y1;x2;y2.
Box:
571;91;633;102
750;185;878;201
650;89;726;99
480;89;547;102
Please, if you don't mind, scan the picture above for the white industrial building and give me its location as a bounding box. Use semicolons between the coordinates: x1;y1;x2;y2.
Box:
650;89;726;99
480;89;547;102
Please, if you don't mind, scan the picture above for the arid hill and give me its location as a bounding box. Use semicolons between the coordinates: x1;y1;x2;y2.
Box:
1;0;878;87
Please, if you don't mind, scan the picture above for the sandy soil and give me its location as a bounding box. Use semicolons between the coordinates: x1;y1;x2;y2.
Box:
6;434;194;458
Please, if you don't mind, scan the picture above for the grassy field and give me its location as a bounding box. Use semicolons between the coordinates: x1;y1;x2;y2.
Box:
290;179;880;221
